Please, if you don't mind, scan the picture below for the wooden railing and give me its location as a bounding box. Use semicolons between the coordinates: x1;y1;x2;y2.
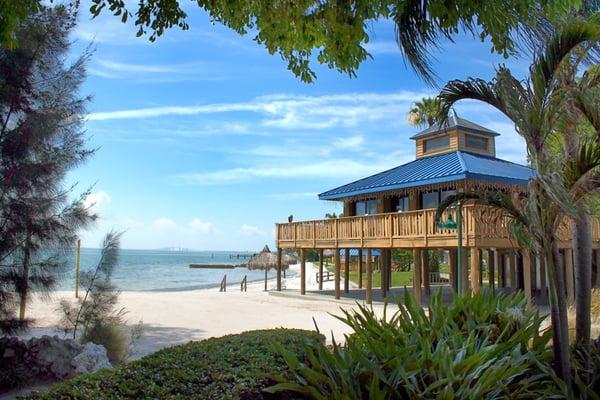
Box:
275;205;600;249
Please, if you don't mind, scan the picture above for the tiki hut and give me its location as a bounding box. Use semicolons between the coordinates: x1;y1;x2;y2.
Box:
248;245;294;290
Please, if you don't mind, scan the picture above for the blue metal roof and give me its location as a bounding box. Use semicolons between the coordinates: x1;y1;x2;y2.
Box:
410;115;500;139
318;151;535;200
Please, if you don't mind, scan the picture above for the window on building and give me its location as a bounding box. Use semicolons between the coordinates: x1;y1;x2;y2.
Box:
355;199;379;216
465;134;489;151
423;135;449;152
396;196;410;212
421;191;439;209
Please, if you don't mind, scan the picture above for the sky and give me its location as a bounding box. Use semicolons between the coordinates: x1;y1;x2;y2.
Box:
69;3;530;251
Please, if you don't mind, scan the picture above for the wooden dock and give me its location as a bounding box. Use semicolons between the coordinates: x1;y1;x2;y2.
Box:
189;264;242;269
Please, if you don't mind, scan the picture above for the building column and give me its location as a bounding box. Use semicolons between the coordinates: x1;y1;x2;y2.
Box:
471;248;481;293
334;249;341;299
595;249;600;288
366;249;373;304
422;250;430;295
565;248;575;304
344;248;350;293
300;249;306;295
462;248;469;293
489;249;497;291
381;249;389;298
508;251;517;291
358;249;363;289
276;248;282;291
318;249;324;291
497;252;505;287
538;255;547;304
522;251;533;306
413;248;422;304
449;249;457;292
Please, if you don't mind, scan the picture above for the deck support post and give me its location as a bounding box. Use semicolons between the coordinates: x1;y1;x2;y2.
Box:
422;250;430;295
471;248;481;293
565;248;575;304
318;249;324;291
449;249;457;292
508;251;517;291
276;248;282;291
358;249;363;289
300;249;306;295
523;251;533;305
366;249;373;304
538;255;547;303
413;248;422;305
344;249;350;293
462;249;469;293
498;252;505;288
489;249;497;292
593;249;600;287
334;249;341;299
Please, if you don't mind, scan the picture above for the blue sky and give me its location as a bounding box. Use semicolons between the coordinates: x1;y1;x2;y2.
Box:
70;4;529;251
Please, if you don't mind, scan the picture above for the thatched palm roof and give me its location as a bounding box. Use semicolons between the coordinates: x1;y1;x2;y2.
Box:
247;245;294;270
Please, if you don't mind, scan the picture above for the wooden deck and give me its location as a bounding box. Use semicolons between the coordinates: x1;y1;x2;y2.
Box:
275;205;600;250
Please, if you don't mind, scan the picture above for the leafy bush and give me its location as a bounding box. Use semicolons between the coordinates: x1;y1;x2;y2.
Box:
25;329;321;399
268;290;568;399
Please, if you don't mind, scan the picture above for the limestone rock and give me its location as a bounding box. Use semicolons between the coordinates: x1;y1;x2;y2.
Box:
72;342;111;374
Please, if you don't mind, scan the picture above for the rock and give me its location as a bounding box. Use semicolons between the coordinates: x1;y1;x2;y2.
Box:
72;342;111;374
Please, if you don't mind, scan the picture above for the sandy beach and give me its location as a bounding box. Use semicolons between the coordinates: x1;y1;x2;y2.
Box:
23;262;381;359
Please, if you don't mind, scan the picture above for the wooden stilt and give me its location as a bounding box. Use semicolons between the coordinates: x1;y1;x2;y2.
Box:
595;249;600;288
471;248;481;293
318;249;324;291
509;251;517;291
462;249;469;293
498;252;505;287
366;249;373;304
490;249;498;291
523;251;533;305
264;268;268;291
358;249;363;289
344;248;350;293
300;249;306;295
334;249;341;299
276;248;282;291
413;248;422;305
564;248;574;304
422;250;430;295
449;249;457;292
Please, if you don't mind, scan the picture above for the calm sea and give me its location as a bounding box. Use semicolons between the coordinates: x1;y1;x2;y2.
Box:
57;248;284;292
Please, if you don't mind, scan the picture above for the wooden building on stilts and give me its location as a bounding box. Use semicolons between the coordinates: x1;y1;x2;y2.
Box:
274;115;600;304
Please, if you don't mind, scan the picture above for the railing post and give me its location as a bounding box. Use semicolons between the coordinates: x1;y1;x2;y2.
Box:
360;217;364;247
335;218;339;247
293;223;297;248
313;220;316;248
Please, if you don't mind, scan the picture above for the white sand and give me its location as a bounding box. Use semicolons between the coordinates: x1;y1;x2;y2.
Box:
23;263;380;359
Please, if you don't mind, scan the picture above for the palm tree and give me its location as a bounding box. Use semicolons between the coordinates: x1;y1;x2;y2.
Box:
407;97;442;127
435;19;600;385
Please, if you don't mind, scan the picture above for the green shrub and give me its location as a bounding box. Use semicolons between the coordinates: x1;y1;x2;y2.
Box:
24;329;321;399
81;321;130;364
268;290;567;399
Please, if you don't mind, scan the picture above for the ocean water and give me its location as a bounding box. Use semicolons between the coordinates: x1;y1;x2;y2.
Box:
57;248;286;292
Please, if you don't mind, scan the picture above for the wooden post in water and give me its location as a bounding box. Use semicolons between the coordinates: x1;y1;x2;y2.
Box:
264;268;268;291
344;249;350;293
276;248;282;291
318;249;324;291
300;249;306;295
358;248;363;289
366;248;373;304
75;239;81;298
334;249;341;299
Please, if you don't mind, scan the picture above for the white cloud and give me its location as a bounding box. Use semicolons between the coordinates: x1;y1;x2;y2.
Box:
240;224;265;236
187;218;213;234
333;135;364;150
83;190;111;210
97;60;181;73
88;91;432;132
363;40;400;55
152;217;177;230
175;157;406;185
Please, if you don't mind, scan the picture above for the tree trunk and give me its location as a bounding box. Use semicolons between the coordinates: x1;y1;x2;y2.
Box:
18;234;32;321
547;241;572;386
572;211;592;345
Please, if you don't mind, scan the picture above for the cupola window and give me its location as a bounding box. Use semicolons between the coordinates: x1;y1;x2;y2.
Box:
423;135;449;152
465;134;489;151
